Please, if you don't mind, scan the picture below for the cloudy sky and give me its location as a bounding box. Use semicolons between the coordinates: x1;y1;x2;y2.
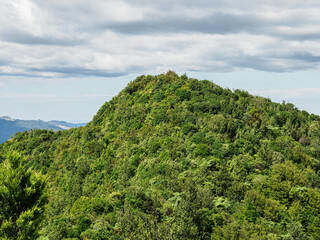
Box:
0;0;320;122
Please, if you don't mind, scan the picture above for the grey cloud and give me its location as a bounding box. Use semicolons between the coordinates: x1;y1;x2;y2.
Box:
289;52;320;62
28;67;127;78
103;13;260;35
0;58;11;66
130;0;320;12
202;51;319;73
279;33;320;41
1;31;86;46
228;56;294;72
0;72;44;78
96;11;318;43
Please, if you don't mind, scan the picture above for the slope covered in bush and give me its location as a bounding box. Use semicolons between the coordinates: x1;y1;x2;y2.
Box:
1;71;320;239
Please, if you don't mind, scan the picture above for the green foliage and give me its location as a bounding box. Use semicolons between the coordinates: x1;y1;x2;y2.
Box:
0;151;47;239
0;71;319;239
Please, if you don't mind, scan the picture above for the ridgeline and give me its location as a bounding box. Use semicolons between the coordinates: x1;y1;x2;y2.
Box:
0;71;320;239
0;117;85;144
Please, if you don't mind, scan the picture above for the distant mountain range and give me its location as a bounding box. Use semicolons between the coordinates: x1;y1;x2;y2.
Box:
0;116;86;143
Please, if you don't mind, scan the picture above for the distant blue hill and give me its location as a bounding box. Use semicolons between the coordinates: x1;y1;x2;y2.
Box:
0;116;86;144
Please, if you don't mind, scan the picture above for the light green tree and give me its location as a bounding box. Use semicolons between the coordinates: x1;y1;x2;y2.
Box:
0;152;47;239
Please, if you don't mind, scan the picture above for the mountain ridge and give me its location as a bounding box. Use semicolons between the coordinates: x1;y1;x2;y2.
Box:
0;117;86;143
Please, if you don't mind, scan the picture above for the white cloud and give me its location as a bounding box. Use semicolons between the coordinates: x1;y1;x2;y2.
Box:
0;0;320;77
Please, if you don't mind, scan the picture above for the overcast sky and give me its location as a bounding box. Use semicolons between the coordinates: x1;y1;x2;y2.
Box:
0;0;320;122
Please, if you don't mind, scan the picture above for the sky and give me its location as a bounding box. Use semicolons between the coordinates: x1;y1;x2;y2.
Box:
0;0;320;122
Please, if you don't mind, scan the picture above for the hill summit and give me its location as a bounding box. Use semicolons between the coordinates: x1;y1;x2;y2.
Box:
0;71;320;239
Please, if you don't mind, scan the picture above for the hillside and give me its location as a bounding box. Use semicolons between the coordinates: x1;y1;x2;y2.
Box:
0;71;320;239
0;117;85;143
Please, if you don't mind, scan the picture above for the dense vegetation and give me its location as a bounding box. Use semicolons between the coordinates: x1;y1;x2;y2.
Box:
0;71;320;239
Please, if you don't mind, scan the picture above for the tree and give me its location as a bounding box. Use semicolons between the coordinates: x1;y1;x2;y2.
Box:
0;152;47;239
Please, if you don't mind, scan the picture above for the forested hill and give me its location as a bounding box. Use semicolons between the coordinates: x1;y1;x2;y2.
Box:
0;71;320;239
